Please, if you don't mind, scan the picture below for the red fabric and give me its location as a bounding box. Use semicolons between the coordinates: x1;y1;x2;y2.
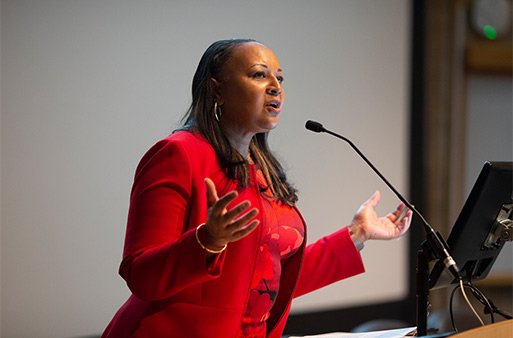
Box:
237;169;305;337
102;131;365;338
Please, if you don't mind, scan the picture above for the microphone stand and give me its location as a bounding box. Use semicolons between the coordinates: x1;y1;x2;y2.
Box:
305;120;461;337
416;241;437;336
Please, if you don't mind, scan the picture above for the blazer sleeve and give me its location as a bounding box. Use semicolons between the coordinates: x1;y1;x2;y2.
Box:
293;226;365;298
118;138;226;302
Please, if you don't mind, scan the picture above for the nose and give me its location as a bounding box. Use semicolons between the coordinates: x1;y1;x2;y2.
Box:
267;87;281;96
267;76;282;96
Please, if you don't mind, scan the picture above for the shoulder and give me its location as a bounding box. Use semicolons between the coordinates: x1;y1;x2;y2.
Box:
166;130;207;144
165;130;217;163
134;130;216;177
163;130;213;153
155;130;207;148
144;130;213;161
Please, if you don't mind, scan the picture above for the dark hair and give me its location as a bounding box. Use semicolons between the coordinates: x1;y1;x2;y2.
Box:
181;39;298;206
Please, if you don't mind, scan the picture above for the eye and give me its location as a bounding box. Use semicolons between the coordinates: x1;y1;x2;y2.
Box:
276;75;284;84
252;71;266;79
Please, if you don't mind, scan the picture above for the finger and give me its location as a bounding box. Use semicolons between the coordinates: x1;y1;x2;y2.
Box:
394;209;412;236
222;200;253;223
401;209;413;232
389;203;407;222
226;207;259;231
205;178;219;207
210;188;239;214
364;190;381;209
385;202;406;222
230;219;260;241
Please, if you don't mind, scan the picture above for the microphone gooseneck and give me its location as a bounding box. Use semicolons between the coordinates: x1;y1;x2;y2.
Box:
305;120;461;281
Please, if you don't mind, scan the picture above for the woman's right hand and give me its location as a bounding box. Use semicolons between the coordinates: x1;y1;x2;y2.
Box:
203;178;260;251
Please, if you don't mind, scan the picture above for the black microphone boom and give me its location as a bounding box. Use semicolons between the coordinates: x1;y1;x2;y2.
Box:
305;119;461;281
307;120;415;214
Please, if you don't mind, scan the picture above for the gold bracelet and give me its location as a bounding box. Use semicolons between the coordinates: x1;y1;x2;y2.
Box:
195;223;227;254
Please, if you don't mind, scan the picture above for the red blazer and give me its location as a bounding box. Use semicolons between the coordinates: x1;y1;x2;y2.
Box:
102;131;365;338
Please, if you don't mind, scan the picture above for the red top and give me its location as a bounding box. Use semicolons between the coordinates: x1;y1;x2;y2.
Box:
101;131;365;338
237;169;305;337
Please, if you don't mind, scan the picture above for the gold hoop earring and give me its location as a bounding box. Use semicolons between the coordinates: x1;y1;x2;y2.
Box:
214;102;222;122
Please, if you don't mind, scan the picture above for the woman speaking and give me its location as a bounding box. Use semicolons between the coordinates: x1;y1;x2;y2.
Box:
102;38;412;338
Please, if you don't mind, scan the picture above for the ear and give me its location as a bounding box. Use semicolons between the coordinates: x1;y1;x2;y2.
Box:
210;78;224;105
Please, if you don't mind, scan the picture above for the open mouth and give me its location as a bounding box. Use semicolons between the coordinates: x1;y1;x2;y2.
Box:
266;101;281;109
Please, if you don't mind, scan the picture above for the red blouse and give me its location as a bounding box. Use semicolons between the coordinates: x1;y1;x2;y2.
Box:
237;169;305;337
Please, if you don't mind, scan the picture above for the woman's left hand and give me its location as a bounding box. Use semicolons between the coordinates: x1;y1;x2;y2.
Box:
349;191;412;243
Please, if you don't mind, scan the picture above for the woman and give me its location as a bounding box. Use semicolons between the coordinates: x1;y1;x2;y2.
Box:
102;38;412;338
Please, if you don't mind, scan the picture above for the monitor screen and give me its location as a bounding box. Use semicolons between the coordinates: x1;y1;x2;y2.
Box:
429;161;513;290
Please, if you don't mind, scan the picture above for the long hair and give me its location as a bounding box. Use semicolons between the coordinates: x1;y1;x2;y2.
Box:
181;39;298;206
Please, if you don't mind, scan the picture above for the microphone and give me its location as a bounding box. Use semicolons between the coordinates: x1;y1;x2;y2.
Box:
305;120;461;281
305;120;325;133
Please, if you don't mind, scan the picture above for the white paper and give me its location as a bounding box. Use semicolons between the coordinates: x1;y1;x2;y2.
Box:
288;326;417;338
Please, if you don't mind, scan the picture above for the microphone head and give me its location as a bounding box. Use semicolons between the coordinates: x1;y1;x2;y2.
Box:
305;120;325;133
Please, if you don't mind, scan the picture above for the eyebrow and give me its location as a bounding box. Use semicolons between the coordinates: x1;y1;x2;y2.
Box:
248;64;283;72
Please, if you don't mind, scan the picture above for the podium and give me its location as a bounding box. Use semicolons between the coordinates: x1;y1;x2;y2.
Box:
286;320;512;337
448;319;512;338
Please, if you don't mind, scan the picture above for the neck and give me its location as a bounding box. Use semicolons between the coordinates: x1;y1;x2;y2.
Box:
219;123;253;161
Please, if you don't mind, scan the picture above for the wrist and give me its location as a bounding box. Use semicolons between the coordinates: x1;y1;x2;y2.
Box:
348;227;365;251
195;223;227;254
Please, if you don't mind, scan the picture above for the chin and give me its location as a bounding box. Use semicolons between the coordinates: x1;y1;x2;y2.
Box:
253;117;280;134
266;117;280;129
262;122;279;132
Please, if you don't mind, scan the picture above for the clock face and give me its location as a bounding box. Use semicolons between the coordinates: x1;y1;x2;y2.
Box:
469;0;512;40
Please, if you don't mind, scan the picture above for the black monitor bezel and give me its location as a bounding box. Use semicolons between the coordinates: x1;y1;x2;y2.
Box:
428;161;513;290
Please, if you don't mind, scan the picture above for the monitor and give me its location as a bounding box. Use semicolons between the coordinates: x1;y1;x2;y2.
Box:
429;161;513;290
